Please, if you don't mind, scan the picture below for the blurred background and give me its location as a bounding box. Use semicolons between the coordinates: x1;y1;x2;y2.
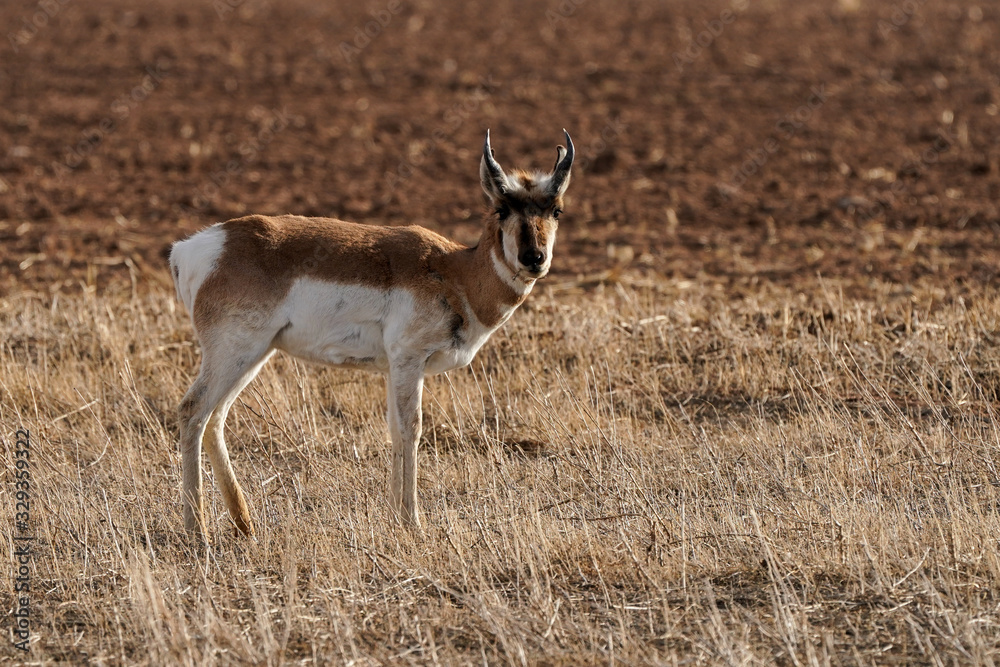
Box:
1;0;998;295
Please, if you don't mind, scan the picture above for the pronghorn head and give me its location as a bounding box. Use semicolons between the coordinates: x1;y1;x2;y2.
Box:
480;129;574;279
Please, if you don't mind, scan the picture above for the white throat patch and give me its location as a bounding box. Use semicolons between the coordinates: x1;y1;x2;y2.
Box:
491;248;534;296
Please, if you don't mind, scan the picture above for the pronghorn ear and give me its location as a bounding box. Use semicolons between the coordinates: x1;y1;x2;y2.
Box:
480;130;509;204
548;129;574;199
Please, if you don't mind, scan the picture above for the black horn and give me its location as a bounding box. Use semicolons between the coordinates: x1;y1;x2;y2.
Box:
549;129;574;196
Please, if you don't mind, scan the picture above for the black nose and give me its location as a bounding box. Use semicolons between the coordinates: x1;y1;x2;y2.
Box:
519;248;545;270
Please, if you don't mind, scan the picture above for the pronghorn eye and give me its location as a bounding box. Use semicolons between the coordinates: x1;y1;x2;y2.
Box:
553;208;563;220
496;205;510;221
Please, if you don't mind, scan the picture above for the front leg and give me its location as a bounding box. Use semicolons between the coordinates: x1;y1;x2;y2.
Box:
387;359;425;529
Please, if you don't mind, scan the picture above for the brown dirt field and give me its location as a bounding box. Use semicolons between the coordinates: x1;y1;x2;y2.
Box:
2;0;998;296
4;0;1000;664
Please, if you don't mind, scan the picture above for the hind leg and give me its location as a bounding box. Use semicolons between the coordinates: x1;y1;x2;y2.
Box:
202;351;275;536
180;377;211;535
179;339;274;539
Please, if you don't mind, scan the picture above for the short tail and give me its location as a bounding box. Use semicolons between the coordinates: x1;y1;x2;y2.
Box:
168;247;186;310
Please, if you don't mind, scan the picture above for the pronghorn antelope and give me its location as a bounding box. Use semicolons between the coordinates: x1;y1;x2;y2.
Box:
170;130;574;537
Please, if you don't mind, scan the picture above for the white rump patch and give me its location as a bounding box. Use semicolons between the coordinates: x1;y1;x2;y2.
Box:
170;223;226;316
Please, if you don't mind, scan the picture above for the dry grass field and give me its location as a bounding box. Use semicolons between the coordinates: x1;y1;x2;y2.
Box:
5;276;1000;664
4;0;1000;664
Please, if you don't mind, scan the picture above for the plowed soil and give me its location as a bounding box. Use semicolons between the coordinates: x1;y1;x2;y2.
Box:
2;0;998;296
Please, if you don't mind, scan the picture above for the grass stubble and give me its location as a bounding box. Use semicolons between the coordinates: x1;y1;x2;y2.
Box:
2;269;1000;665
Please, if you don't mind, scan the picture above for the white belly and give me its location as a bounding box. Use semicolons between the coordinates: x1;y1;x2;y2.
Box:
272;280;395;371
270;278;505;377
